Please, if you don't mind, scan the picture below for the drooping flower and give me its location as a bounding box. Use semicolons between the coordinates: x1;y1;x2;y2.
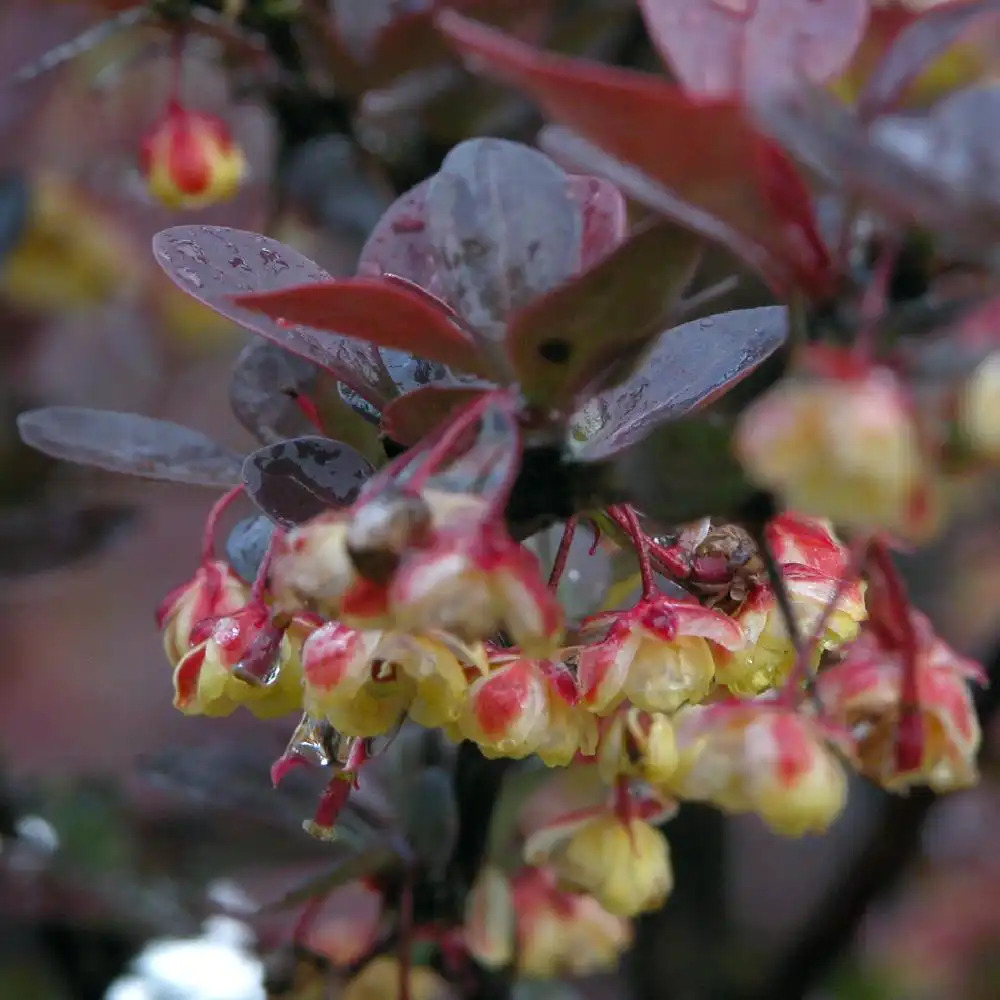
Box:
157;558;249;666
669;702;849;836
341;956;454;1000
172;606;312;719
139;101;246;210
735;368;943;542
464;865;632;979
817;621;984;793
957;351;1000;462
301;621;486;739
524;810;673;917
576;595;745;715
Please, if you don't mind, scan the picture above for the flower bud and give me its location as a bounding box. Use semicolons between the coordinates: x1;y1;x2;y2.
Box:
158;559;249;666
670;704;848;836
139;101;246;210
458;658;550;758
735;370;942;542
464;865;516;969
525;811;673;917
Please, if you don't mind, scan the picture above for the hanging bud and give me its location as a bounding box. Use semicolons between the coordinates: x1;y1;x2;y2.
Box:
341;956;454;1000
817;624;984;793
464;865;516;969
669;703;849;836
139;101;246;210
597;707;678;787
524;810;673;917
157;559;249;666
735;370;943;542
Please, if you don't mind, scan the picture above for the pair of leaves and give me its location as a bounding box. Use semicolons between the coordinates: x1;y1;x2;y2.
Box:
437;11;833;299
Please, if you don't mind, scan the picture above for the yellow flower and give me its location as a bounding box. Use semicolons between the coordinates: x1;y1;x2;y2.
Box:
597;707;678;787
735;370;943;542
525;812;673;917
958;352;1000;462
670;703;848;836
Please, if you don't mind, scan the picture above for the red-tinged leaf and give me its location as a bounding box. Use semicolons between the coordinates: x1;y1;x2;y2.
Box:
507;218;702;413
426;137;583;345
638;0;868;100
243;436;375;528
568;173;628;267
229;340;322;446
231;278;493;379
16;407;243;487
152;227;395;407
381;384;490;446
859;0;1000;119
436;11;833;298
753;84;1000;261
577;306;788;460
357;177;439;291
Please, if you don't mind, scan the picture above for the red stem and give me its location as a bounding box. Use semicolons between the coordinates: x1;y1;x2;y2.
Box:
200;485;245;564
547;517;577;589
855;242;898;362
250;526;285;602
609;505;656;599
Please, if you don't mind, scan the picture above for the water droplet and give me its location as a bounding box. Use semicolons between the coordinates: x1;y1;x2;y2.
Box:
392;216;426;234
177;266;204;288
707;0;752;16
260;248;289;271
229;255;251;271
699;318;715;328
174;239;207;264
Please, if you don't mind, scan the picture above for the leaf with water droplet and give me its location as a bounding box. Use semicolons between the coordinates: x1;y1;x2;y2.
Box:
243;436;375;527
507;218;702;413
426;137;583;346
229;339;321;445
152;226;395;407
16;407;243;487
637;0;868;100
577;306;788;459
358;176;439;289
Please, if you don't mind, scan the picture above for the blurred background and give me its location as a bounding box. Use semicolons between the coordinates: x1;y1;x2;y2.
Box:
2;2;1000;999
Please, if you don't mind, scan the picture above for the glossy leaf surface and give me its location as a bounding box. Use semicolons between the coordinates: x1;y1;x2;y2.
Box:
230;277;491;378
152;227;395;407
243;436;374;527
426;137;583;343
638;0;868;99
508;218;702;412
437;12;832;297
578;306;788;460
225;515;278;584
16;407;243;487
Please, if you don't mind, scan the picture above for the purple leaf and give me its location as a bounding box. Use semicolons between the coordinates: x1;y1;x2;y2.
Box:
507;218;702;413
152;226;395;408
426;138;583;348
230;277;492;378
859;0;1000;120
229;340;321;446
577;306;788;460
381;384;489;445
753;84;1000;261
243;436;375;527
16;407;243;487
638;0;868;100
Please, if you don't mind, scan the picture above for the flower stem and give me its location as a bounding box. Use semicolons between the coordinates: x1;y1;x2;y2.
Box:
609;505;656;599
200;485;244;564
250;526;284;603
547;517;577;589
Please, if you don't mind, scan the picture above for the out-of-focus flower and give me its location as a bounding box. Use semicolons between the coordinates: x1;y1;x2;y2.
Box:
524;811;673;917
157;559;249;666
577;596;744;714
301;879;383;968
342;956;454;1000
464;865;632;979
596;706;678;787
735;369;942;542
958;352;1000;462
173;607;311;719
139;100;247;210
669;702;849;836
301;622;485;738
817;620;984;792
